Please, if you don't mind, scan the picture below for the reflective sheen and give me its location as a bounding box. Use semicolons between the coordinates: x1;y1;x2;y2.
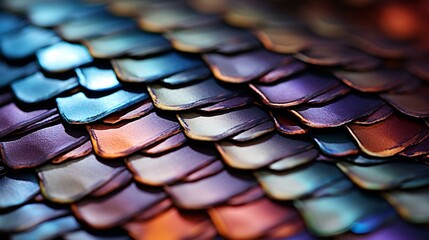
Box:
209;198;299;239
347;114;429;157
0;101;56;137
384;186;429;223
381;85;429;118
11;215;80;240
178;106;270;141
295;189;391;236
73;182;166;229
37;42;93;73
269;148;319;171
57;14;135;41
292;94;384;128
38;154;125;203
1;26;59;59
126;145;216;186
231;120;275;142
0;203;68;232
251;72;340;107
11;72;78;103
334;69;417;93
87;111;181;158
166;170;255;209
0;172;39;209
256;162;345;200
57;89;148;124
169;23;259;53
76;66;121;92
1;121;88;169
84;30;170;58
311;128;359;157
112;52;204;83
148;77;236;111
204;49;292;83
217;133;313;169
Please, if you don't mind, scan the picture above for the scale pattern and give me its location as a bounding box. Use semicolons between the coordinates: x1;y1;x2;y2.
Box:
1;0;429;239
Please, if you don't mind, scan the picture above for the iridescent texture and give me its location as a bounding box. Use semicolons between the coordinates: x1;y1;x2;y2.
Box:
204;49;293;83
177;106;270;141
209;198;299;239
0;26;59;59
256;162;345;200
89;169;133;198
57;14;135;41
76;66;121;92
0;13;26;34
56;89;148;124
11;72;78;103
142;132;187;155
27;1;103;27
125;208;215;240
311;129;359;157
183;161;224;182
256;27;319;53
258;60;306;83
340;218;429;240
0;172;39;209
295;44;380;70
162;67;211;86
381;85;429;118
0;101;56;137
0;203;68;232
169;23;259;53
251;72;340;107
166;170;255;209
338;161;429;190
87;111;181;158
197;95;254;113
36;42;93;73
268;148;319;171
38;154;125;203
51;141;92;164
102;100;153;125
0;61;38;88
295;189;391;236
307;84;350;105
83;30;170;58
112;52;204;83
148;77;236;111
11;215;80;240
271;111;308;135
292;94;384;128
353;104;394;125
138;5;219;32
347;114;429;157
216;133;313;169
230;121;275;142
126;145;216;186
72;182;166;229
348;31;409;59
400;136;429;157
334;69;417;93
384;186;429;223
0;121;88;169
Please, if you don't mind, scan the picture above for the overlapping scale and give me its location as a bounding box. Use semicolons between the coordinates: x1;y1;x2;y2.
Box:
1;0;429;239
38;154;125;203
87;111;181;158
112;52;204;83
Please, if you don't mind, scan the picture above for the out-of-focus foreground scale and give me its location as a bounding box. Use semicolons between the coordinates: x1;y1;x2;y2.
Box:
1;0;429;239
